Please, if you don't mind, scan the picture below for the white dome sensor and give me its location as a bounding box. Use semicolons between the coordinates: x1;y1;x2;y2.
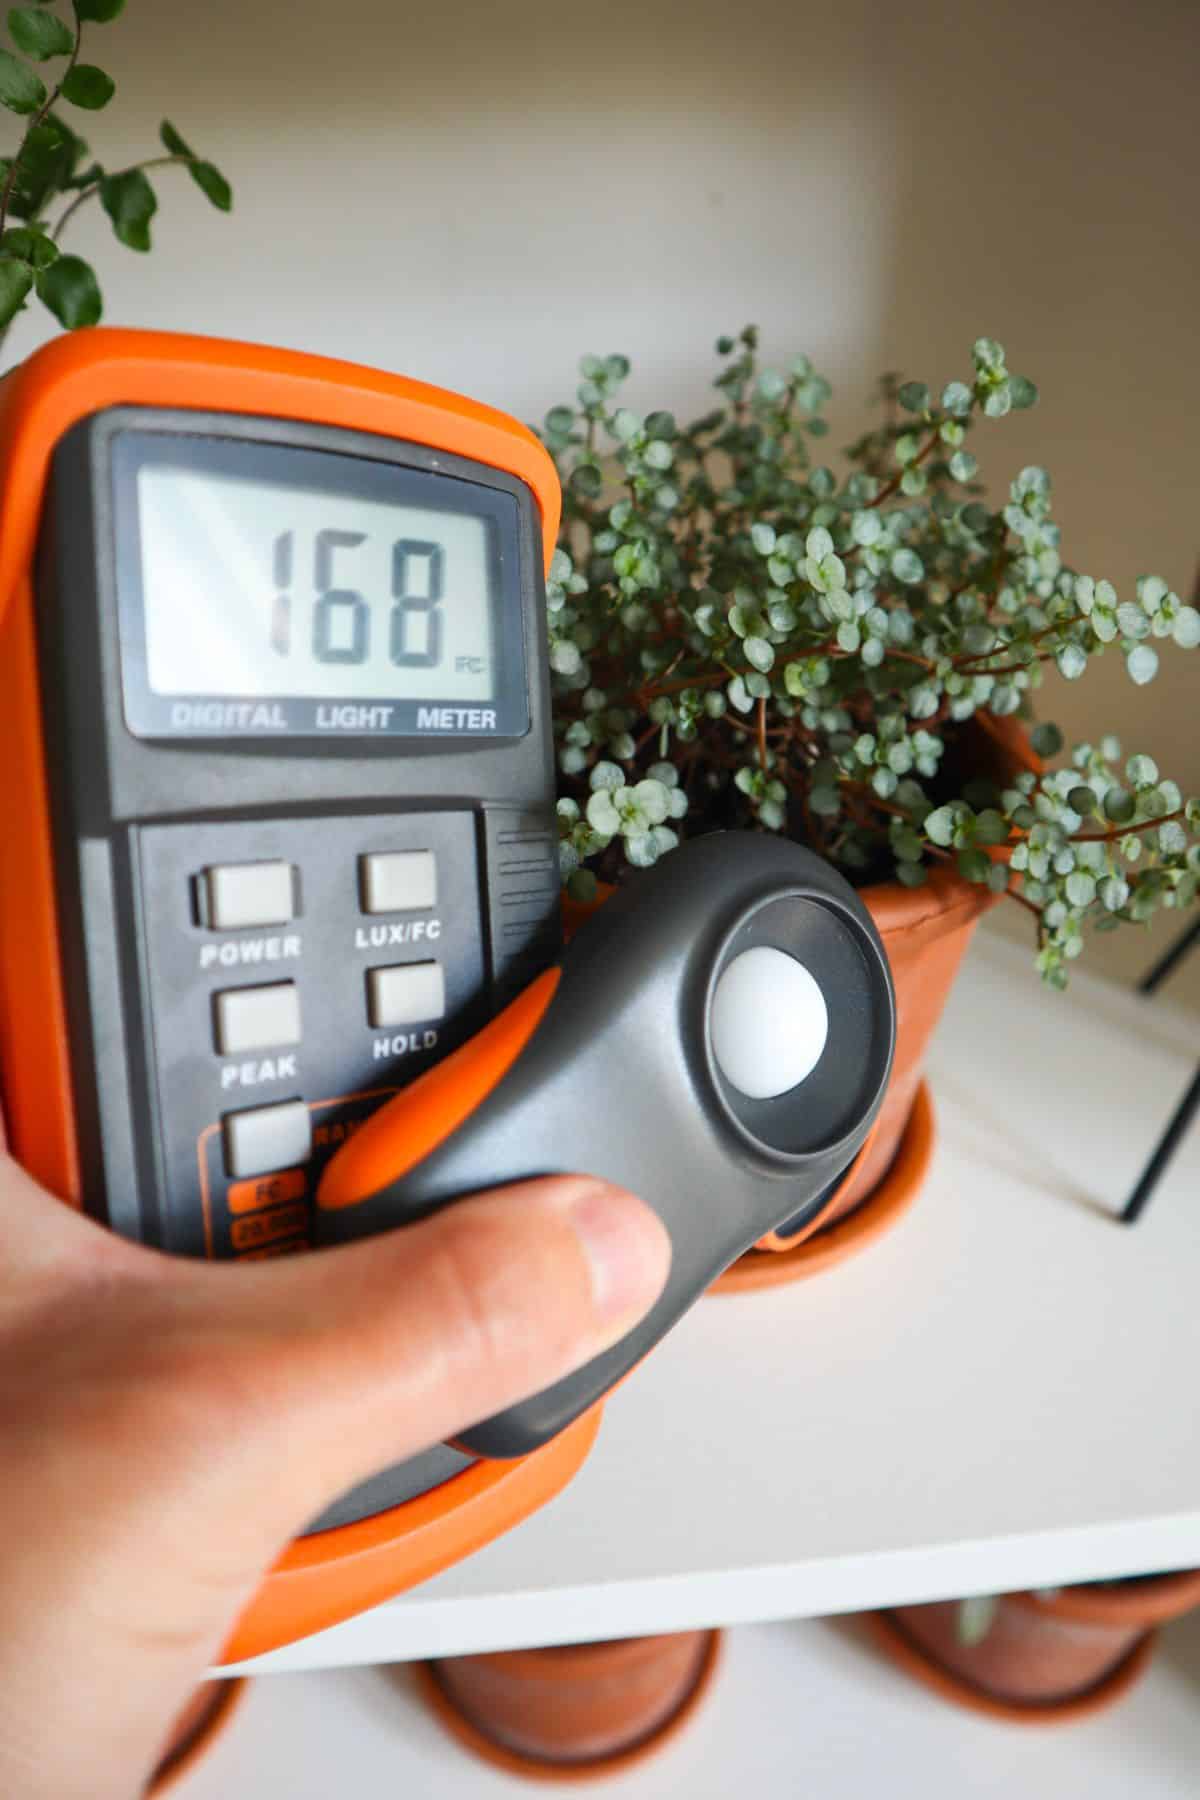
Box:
710;946;830;1100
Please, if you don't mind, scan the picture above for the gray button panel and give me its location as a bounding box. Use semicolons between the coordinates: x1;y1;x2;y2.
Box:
223;1099;312;1178
361;850;437;914
205;860;295;930
368;961;446;1028
137;809;498;1259
214;982;302;1056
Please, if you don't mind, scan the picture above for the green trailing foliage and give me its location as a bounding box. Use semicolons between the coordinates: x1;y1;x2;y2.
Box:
542;330;1199;986
0;1;231;347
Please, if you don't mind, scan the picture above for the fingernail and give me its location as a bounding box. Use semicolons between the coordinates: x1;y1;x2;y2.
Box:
567;1183;672;1327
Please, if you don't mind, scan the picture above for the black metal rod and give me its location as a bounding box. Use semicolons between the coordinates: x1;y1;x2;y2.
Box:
1121;1063;1200;1225
1138;917;1200;996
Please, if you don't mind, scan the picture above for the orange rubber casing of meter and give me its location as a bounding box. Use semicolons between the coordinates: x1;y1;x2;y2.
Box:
0;328;599;1664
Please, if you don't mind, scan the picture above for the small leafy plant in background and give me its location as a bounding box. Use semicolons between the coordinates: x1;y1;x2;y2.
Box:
0;0;231;353
541;330;1199;986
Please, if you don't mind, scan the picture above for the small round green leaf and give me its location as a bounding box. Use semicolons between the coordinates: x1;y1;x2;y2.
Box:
890;547;924;585
1172;606;1200;649
35;252;101;327
1065;870;1097;907
159;117;193;158
8;7;74;59
941;381;973;417
924;805;957;848
1126;644;1158;685
897;381;929;413
1030;721;1063;759
100;168;156;250
75;0;127;20
957;847;991;884
566;868;597;904
0;45;45;112
63;62;115;109
1;223;56;269
188;157;233;211
0;252;33;327
973;809;1010;846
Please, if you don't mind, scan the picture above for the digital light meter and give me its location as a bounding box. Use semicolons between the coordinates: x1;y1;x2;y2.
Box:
0;330;898;1665
0;328;588;1659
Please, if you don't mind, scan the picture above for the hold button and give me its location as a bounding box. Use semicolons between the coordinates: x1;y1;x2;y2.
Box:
367;961;445;1029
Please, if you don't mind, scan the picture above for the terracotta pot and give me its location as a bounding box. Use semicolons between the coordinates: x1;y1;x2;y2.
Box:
809;861;997;1227
873;1570;1200;1721
146;1679;246;1796
418;1630;722;1778
566;717;1037;1286
726;713;1039;1280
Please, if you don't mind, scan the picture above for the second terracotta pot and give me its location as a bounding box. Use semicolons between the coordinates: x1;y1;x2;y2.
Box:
876;1569;1200;1719
420;1630;721;1777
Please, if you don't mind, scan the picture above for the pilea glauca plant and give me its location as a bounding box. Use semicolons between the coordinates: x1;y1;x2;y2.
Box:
0;0;232;358
542;330;1200;986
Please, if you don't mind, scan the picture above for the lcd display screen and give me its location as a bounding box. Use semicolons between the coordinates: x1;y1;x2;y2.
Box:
137;465;495;701
112;430;530;738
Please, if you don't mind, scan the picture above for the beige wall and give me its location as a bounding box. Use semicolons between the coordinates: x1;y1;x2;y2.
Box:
10;0;1197;1002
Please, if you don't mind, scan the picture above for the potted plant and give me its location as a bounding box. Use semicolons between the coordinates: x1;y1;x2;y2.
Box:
0;0;232;355
541;330;1199;1282
870;1572;1200;1722
417;1630;723;1780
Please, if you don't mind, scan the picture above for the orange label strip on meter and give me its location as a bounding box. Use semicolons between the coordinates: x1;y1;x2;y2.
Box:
231;1202;307;1252
227;1166;308;1216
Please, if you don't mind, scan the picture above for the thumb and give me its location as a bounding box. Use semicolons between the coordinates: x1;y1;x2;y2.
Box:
164;1174;671;1533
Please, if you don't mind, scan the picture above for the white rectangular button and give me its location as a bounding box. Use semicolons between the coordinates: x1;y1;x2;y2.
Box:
205;861;295;931
223;1100;311;1179
367;961;445;1028
361;850;437;914
214;983;302;1056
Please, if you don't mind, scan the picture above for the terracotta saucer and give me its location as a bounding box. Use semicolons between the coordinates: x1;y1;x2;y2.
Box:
867;1611;1156;1725
712;1081;934;1293
414;1630;724;1782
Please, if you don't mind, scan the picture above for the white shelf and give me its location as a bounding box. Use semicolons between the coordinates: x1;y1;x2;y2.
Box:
190;1613;1200;1798
225;935;1200;1676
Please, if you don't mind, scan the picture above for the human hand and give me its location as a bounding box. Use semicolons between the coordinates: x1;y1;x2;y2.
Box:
0;1146;669;1799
